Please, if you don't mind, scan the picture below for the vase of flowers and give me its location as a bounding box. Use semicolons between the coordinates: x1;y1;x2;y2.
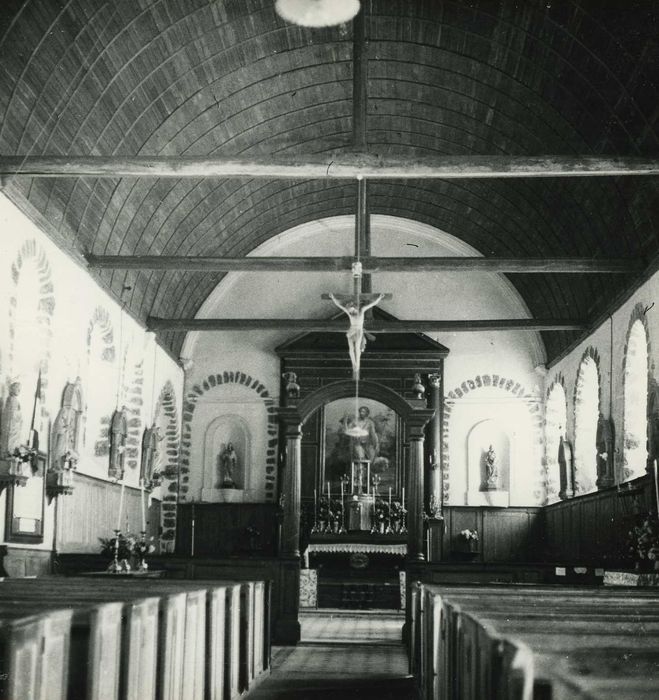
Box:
372;499;390;534
627;516;659;571
453;528;479;558
100;531;155;572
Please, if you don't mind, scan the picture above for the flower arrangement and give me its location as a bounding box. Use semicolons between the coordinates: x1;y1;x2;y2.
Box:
627;516;659;566
100;533;155;567
12;444;38;464
318;495;334;523
460;528;479;542
374;499;390;522
329;498;344;522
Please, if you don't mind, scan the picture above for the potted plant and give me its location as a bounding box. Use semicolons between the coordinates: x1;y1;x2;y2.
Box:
372;499;390;534
627;516;659;571
453;528;480;557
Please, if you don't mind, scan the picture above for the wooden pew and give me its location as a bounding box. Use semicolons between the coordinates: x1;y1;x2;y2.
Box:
418;584;659;700
0;603;73;700
0;581;162;700
0;575;270;700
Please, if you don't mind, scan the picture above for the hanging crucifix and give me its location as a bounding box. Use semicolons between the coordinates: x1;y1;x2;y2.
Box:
327;263;386;380
322;179;391;382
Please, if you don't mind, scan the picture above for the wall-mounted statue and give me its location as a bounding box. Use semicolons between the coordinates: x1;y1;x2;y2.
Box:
109;407;128;481
141;425;164;488
482;444;499;490
596;412;614;488
218;442;238;488
0;380;23;457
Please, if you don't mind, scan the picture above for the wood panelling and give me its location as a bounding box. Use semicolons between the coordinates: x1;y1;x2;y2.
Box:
541;474;653;566
175;503;279;558
439;506;542;563
58;472;160;553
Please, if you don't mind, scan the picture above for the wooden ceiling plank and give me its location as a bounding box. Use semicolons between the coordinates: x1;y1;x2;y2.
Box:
146;317;586;332
86;255;641;273
1;154;658;179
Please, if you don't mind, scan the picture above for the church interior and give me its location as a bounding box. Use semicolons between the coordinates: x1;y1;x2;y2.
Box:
0;1;657;698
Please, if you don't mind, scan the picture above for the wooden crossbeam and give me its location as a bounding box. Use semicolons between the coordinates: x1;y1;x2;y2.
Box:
86;255;641;273
146;317;586;332
1;154;657;179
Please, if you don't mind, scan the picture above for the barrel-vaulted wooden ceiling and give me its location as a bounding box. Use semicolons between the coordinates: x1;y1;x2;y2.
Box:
0;0;657;362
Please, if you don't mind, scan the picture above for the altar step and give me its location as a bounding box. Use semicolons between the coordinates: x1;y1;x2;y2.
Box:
300;609;403;645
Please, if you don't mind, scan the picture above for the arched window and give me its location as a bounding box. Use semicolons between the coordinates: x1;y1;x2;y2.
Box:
545;382;568;502
623;318;649;480
574;353;600;495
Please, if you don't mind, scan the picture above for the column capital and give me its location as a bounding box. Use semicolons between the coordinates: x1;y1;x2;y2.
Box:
405;409;435;440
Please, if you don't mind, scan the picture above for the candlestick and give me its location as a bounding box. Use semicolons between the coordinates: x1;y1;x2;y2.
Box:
140;478;147;532
116;476;126;531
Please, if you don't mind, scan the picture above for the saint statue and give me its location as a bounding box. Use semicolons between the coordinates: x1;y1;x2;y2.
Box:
0;381;23;457
483;444;499;490
218;442;238;488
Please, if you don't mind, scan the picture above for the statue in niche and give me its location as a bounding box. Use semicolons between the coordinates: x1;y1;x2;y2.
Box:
0;380;23;457
218;442;238;489
482;444;499;491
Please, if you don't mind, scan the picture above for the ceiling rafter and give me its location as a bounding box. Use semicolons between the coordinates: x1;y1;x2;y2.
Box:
0;154;657;180
86;255;642;274
146;317;587;332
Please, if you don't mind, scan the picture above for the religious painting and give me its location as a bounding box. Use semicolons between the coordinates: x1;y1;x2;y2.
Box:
322;397;401;497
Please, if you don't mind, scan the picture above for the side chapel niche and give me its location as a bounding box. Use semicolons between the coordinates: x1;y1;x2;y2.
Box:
202;415;250;502
466;419;510;506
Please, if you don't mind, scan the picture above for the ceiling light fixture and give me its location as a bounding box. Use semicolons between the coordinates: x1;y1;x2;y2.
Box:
275;0;361;27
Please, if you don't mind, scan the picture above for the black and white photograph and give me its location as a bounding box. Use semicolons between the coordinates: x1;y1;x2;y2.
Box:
0;1;657;698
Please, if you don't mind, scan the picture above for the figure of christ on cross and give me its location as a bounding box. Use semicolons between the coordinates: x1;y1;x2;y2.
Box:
327;291;386;380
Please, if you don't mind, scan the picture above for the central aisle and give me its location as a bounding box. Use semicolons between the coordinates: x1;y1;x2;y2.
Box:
247;610;416;699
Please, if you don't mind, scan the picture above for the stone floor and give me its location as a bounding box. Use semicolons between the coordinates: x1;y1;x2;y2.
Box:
247;610;417;699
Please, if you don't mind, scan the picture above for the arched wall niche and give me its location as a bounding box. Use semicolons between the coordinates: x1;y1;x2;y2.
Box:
466;419;510;507
545;377;568;503
622;307;650;481
573;347;601;495
202;414;250;501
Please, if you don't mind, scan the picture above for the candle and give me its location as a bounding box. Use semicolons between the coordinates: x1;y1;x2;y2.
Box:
340;480;344;501
389;487;392;506
402;487;405;505
116;476;126;531
654;460;659;516
327;480;330;498
140;478;146;532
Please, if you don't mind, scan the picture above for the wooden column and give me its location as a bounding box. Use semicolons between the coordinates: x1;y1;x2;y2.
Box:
406;411;434;562
427;373;442;515
278;408;303;558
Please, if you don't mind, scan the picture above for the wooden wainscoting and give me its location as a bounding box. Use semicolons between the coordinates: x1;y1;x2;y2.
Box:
440;506;543;563
541;474;652;567
58;472;161;553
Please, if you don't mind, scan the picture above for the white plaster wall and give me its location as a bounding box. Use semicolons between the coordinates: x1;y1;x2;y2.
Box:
184;215;545;505
189;382;268;502
0;194;183;549
548;270;659;485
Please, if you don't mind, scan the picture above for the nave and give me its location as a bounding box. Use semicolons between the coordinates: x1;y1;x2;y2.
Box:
248;610;415;700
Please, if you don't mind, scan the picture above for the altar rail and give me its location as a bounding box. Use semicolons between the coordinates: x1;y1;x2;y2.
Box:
0;575;270;700
410;581;659;699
